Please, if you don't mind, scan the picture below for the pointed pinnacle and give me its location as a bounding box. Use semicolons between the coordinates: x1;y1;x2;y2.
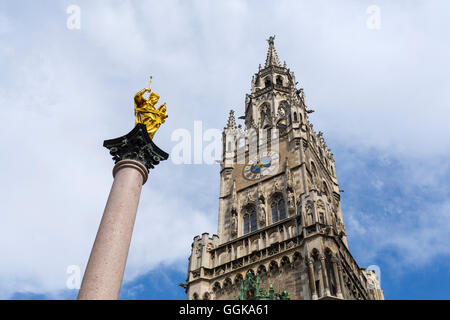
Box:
265;36;281;67
226;110;236;129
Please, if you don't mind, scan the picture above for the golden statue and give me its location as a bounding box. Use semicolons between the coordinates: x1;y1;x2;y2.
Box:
134;76;168;139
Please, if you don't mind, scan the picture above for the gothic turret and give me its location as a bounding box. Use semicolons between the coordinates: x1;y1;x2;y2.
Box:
244;36;305;151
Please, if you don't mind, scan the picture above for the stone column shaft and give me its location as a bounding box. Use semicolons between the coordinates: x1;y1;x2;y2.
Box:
338;264;346;299
78;160;148;300
320;256;330;296
332;259;343;299
307;259;318;300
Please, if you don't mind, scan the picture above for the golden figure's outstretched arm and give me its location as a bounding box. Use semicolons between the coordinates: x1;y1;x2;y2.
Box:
134;88;149;108
157;102;167;112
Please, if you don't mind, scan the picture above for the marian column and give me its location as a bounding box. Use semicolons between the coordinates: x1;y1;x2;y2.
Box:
78;78;168;300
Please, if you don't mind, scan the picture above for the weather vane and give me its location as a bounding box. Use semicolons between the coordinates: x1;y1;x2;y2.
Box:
134;76;168;139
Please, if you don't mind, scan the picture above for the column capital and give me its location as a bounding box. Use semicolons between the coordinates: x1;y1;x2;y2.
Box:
104;123;169;172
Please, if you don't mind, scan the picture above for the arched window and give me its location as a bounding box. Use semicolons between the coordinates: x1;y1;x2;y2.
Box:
264;77;272;87
271;194;286;223
261;103;271;117
316;200;326;224
281;256;290;268
257;265;267;277
212;282;221;293
293;112;298;122
279;101;290;112
260;103;272;128
296;201;302;225
234;274;243;286
243;206;257;234
276;75;283;86
269;260;279;274
223;278;232;289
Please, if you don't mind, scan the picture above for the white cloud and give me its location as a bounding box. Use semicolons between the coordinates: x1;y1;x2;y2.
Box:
346;199;450;270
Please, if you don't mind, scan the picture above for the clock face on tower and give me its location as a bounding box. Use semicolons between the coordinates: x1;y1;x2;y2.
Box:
243;151;280;180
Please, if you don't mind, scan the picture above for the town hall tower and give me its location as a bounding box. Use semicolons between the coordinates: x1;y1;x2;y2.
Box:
185;38;383;300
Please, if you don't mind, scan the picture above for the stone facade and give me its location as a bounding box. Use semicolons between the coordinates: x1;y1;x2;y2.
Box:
185;40;384;300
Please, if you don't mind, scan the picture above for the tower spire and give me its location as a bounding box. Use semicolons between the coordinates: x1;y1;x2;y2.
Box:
265;35;281;67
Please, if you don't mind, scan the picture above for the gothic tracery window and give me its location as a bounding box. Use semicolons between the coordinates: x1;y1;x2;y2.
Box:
276;75;283;86
243;205;257;234
271;194;286;223
260;103;271;128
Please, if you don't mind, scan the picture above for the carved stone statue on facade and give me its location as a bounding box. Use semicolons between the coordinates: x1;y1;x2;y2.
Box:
194;243;203;269
248;188;256;202
287;190;295;215
331;200;338;226
316;200;326;224
231;212;238;237
272;179;280;193
306;200;314;225
258;198;266;226
256;183;264;200
285;158;293;188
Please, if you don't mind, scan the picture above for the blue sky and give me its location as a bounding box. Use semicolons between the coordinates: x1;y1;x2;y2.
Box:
0;1;449;300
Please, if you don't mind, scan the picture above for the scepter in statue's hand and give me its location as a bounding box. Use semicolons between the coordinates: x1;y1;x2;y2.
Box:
148;76;152;92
